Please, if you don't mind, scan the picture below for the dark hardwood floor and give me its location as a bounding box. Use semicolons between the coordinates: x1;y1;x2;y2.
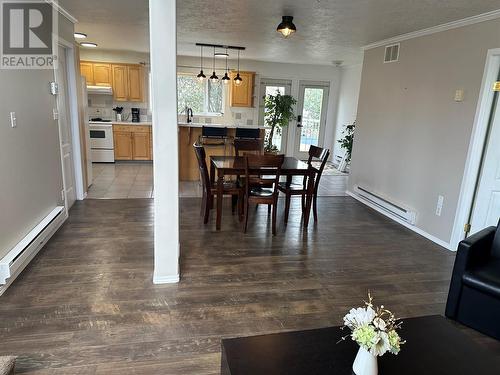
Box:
0;198;498;374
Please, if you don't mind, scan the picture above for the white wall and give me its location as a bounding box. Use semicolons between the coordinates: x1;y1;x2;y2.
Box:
333;64;362;160
349;17;500;245
150;0;179;283
177;55;341;157
0;14;74;259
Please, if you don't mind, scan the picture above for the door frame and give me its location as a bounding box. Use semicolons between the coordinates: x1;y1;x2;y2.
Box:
294;80;330;159
258;78;293;153
57;38;86;207
450;48;500;249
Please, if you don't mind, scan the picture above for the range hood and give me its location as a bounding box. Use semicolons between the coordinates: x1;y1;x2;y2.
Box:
87;85;113;95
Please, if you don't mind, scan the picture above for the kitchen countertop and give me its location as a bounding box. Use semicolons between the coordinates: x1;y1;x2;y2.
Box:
178;122;269;129
90;121;152;126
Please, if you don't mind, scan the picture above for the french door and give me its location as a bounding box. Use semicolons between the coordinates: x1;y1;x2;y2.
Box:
259;78;292;153
294;82;330;160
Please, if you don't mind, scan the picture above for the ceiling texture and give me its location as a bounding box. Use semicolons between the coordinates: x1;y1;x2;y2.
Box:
60;0;500;66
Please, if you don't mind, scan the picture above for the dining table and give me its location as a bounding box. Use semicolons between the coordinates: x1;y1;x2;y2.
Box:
210;156;315;231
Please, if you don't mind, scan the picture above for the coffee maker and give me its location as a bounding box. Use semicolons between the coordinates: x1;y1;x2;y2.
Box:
131;108;140;123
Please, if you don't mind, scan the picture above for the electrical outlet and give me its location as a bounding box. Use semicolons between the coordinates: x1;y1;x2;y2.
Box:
9;112;16;128
436;195;444;216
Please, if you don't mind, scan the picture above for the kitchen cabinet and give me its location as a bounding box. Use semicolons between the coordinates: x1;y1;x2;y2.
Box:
112;65;129;101
80;62;94;85
127;65;144;102
93;63;112;86
230;71;255;107
113;125;152;161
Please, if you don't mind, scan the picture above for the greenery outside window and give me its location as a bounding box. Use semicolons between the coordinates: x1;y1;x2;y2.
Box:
177;73;224;115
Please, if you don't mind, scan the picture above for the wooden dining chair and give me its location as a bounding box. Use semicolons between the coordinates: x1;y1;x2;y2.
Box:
278;145;330;223
234;138;263;156
243;154;284;235
193;144;243;224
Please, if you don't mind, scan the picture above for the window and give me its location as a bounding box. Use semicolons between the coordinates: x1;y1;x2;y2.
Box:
177;74;223;115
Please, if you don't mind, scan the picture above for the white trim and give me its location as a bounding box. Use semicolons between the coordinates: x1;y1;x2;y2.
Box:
363;9;500;50
45;0;78;24
347;191;453;251
450;48;500;249
153;274;180;284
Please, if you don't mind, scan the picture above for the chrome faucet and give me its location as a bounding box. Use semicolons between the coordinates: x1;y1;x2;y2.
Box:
185;107;193;123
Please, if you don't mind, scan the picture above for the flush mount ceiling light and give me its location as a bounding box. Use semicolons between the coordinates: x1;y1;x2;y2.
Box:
74;32;87;39
210;46;219;83
221;48;231;84
277;16;296;38
80;42;98;48
196;45;206;82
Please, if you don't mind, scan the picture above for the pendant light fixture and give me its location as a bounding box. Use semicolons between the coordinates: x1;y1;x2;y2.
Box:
221;48;231;84
234;50;243;86
277;16;296;38
210;46;219;83
196;45;206;82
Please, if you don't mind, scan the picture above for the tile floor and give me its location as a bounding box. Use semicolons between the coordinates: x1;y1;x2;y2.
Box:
87;162;348;199
87;162;154;199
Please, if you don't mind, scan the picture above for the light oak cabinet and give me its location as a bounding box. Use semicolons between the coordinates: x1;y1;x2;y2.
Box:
230;71;255;107
80;62;94;85
112;65;129;101
113;125;152;161
93;63;112;86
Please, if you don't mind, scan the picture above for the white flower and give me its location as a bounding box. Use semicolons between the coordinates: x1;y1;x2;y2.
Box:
343;306;376;329
373;317;387;331
370;331;391;356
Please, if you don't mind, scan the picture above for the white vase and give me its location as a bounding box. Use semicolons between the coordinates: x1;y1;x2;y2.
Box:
352;346;378;375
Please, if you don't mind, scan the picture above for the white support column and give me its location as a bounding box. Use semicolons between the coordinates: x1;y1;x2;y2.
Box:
150;0;180;284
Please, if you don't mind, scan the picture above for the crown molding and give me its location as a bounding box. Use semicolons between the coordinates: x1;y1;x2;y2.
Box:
45;0;78;24
363;8;500;50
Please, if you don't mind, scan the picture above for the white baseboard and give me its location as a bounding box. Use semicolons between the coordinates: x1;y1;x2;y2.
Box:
153;274;180;284
346;190;454;251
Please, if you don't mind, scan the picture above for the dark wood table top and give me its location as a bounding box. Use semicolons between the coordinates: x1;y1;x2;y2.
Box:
211;156;310;175
221;315;500;375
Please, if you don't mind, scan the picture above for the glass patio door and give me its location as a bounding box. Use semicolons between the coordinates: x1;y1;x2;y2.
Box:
294;82;330;160
259;78;292;153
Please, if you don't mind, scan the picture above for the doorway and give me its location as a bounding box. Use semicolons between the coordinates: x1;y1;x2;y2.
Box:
294;81;330;160
259;78;292;153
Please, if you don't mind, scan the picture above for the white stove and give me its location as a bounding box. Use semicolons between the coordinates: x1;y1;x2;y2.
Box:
89;122;114;162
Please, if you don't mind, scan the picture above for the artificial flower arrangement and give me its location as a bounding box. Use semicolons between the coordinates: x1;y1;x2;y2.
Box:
340;293;405;375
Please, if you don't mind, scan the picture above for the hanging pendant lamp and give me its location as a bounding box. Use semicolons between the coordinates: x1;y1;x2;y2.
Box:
221;48;231;84
210;46;219;83
196;45;206;82
277;16;296;38
234;50;243;86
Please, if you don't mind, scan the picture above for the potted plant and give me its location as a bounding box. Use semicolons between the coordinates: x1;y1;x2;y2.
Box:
264;93;297;153
338;121;356;162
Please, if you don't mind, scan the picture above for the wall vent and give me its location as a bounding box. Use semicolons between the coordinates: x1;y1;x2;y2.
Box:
384;43;400;63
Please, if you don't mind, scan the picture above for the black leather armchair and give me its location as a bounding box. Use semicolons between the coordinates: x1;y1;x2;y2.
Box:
445;219;500;339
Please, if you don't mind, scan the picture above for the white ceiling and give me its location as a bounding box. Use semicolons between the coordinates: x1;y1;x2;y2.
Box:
60;0;500;66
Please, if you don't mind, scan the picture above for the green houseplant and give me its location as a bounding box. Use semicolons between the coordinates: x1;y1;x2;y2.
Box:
338;121;356;162
264;93;297;153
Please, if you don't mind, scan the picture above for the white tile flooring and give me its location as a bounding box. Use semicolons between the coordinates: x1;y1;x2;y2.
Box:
87;162;154;199
87;162;348;200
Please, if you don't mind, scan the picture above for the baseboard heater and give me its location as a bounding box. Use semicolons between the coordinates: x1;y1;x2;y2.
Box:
355;186;417;225
0;206;66;294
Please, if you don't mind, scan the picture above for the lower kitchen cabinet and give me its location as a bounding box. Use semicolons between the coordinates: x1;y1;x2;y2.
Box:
113;125;152;161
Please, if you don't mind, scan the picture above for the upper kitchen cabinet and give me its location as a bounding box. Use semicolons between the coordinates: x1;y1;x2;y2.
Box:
230;71;255;107
93;63;112;86
112;64;145;102
80;62;94;85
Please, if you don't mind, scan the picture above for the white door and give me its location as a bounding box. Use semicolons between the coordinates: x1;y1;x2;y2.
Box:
259;79;292;153
294;82;330;160
56;45;76;208
470;89;500;234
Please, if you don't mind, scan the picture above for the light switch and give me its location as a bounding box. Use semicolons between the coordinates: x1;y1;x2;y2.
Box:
454;89;464;102
436;195;444;216
10;112;16;128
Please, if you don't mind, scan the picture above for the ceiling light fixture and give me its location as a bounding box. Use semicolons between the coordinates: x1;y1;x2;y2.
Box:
277;16;296;38
234;50;243;86
221;48;231;84
74;32;87;39
80;42;98;48
210;46;219;83
196;45;206;82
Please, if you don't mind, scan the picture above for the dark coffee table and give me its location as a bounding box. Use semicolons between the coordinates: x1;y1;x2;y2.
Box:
221;315;500;374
